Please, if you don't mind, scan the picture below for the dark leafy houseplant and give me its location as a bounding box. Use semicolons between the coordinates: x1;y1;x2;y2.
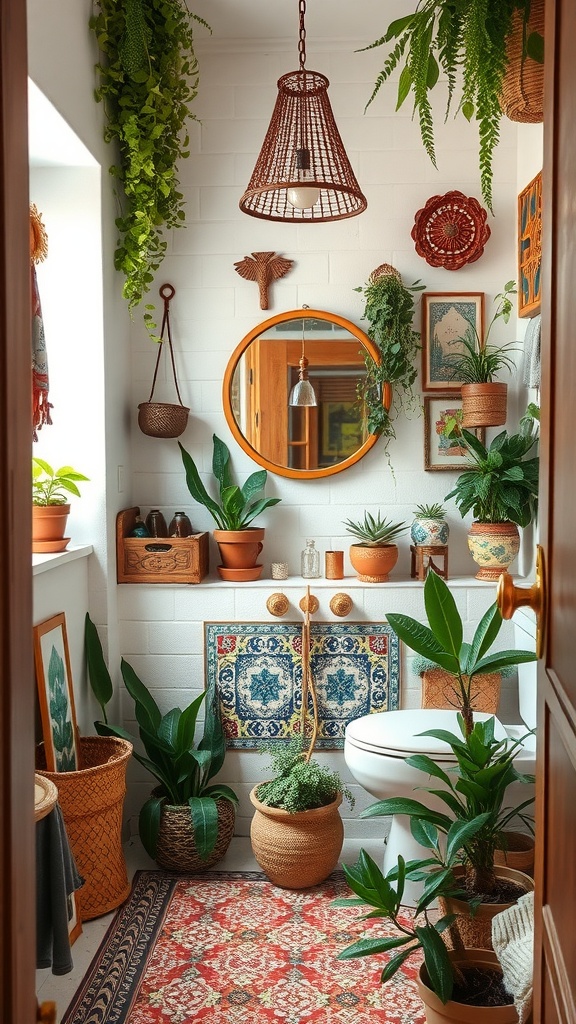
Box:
85;614;238;861
179;434;281;531
449;281;518;383
90;0;209;332
444;426;539;526
256;739;354;813
361;2;544;212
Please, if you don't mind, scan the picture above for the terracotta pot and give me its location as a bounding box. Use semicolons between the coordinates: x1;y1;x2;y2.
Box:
213;527;264;570
461;382;508;428
438;864;534;951
154;796;236;872
249;786;343;889
417;948;520;1024
349;543;398;582
467;522;520;580
32;503;71;553
494;831;535;877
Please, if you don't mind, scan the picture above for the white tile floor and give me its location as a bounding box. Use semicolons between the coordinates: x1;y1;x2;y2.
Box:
36;835;386;1022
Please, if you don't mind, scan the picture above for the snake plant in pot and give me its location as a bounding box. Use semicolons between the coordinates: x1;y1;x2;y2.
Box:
85;614;238;871
179;434;281;580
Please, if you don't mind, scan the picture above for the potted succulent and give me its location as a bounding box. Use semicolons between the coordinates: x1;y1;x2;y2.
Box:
85;614;238;871
444;425;539;579
449;282;518;428
344;511;407;582
361;4;544;212
354;265;424;462
410;502;449;547
179;434;281;580
249;739;354;889
32;457;89;553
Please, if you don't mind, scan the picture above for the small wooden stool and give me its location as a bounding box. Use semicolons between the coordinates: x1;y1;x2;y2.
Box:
410;544;449;581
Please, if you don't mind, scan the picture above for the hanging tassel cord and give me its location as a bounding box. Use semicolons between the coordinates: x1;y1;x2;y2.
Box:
301;585;319;762
147;283;185;407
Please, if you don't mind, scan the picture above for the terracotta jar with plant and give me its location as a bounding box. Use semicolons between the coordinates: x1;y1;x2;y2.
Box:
445;424;539;580
179;434;281;581
32;457;89;553
410;502;449;547
344;511;407;582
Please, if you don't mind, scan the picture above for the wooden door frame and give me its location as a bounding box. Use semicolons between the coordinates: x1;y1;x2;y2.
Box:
0;0;36;1019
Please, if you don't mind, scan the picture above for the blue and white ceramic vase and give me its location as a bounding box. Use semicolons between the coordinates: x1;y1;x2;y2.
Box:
410;515;450;547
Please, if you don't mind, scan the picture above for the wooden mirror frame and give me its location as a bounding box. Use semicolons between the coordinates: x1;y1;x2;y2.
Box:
223;308;389;479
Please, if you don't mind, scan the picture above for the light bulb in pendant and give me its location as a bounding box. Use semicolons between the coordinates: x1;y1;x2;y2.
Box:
287;147;320;211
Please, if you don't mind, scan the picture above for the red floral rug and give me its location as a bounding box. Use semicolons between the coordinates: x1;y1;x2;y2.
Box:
62;871;425;1023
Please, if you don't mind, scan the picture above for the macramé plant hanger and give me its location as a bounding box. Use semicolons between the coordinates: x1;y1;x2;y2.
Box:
138;284;189;438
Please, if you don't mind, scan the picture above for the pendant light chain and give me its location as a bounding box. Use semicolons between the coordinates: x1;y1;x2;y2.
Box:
298;0;307;70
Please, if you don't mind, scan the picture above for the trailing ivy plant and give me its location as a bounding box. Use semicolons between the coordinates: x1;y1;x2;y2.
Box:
90;0;209;333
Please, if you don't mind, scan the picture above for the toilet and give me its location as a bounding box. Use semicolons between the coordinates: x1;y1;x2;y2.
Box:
344;608;537;889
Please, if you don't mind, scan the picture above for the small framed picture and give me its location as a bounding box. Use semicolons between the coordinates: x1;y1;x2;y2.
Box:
518;170;542;318
33;612;80;772
421;292;484;392
424;395;485;472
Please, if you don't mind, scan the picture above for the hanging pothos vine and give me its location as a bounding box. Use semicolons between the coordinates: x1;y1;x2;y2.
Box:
90;0;209;334
355;266;424;463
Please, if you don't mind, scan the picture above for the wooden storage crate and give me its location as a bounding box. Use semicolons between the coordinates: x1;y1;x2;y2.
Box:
116;507;209;584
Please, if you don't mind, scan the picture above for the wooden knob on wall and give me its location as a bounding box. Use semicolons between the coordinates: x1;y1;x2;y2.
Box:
266;593;290;617
299;593;319;614
330;593;353;617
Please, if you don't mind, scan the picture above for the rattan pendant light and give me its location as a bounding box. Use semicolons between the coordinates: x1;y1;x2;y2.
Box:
239;1;367;223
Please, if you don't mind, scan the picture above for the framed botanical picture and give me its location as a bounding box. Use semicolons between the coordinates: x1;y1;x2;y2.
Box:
421;292;484;392
518;170;542;318
424;395;485;472
33;612;80;772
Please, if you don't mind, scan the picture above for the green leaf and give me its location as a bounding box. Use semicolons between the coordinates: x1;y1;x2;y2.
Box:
410;817;439;851
384;14;416;39
527;31;544;64
416;924;453;1003
445;813;491;862
178;442;223;527
120;658;162;730
396;64;413;109
188;796;219;859
361;797;452;832
404;754;451;786
139;795;163;858
465;603;502;673
386;613;460;674
380;945;418;983
473;650;537;676
84;613;113;720
338;934;413;960
424;571;463;659
461;100;474;121
201;784;239;805
212;434;233;491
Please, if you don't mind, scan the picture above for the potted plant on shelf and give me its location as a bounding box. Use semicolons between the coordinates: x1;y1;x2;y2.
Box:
355;265;424;462
444;425;539;579
179;434;281;580
85;614;238;871
450;281;518;428
249;738;354;889
410;502;449;547
361;4;544;212
344;511;407;582
32;457;89;553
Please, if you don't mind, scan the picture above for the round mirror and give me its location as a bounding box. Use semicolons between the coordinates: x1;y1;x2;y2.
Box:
223;309;385;479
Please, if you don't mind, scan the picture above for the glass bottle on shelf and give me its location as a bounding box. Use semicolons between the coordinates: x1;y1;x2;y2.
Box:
130;514;150;538
169;511;193;537
301;538;320;578
145;509;168;537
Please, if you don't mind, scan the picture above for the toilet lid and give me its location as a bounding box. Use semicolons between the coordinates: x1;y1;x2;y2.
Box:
345;709;509;759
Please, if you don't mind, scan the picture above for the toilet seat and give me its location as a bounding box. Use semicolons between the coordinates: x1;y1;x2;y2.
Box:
345;709;510;760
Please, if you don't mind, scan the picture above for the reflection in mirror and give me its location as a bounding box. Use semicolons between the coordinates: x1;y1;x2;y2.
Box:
223;310;384;479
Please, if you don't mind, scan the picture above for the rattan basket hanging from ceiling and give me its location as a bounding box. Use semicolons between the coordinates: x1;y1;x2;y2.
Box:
411;190;491;270
500;0;544;123
138;283;189;438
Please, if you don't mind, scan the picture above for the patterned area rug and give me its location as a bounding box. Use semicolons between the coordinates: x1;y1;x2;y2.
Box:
205;622;400;749
62;871;424;1024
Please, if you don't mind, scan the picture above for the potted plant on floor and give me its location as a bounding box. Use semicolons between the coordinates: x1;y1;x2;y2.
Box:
444;425;539;579
355;265;424;462
85;614;238;871
344;511;407;582
32;457;89;553
179;434;281;580
249;738;354;889
410;502;449;547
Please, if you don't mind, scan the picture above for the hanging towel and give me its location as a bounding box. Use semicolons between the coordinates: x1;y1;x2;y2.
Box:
522;315;541;388
36;804;84;975
30;204;53;439
492;890;534;1024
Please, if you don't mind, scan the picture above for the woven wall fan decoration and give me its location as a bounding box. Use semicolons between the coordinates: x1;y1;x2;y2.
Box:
411;190;491;271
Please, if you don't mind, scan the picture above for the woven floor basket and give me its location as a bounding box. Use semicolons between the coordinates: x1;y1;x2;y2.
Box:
494;831;535;878
154;797;236;872
249;786;343;889
500;0;544;123
422;668;501;715
36;736;132;920
138;401;189;438
439;865;534;950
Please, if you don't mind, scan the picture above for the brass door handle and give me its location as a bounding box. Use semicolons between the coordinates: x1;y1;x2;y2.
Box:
496;544;546;657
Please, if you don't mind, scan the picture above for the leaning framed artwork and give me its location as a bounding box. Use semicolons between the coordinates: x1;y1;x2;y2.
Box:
421;292;484;392
424;395;485;471
33;612;80;772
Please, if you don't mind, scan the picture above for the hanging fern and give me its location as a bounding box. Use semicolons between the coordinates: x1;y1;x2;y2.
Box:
90;0;210;332
360;0;544;213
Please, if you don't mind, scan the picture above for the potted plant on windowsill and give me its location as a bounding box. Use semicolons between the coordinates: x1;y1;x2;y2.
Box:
444;425;539;580
32;458;89;553
344;511;407;582
179;434;281;580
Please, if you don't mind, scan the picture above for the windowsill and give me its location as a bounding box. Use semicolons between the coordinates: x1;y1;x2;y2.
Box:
117;572;526;589
32;544;93;576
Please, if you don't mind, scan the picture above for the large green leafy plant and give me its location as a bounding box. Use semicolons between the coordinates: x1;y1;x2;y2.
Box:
85;614;237;861
90;0;209;330
449;281;518;384
32;458;89;505
362;2;544;211
256;740;353;813
179;434;281;531
444;427;539;526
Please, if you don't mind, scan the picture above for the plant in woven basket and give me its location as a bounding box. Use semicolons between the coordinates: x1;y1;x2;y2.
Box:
355;267;424;461
360;2;544;212
449;282;518;384
344;512;407;547
444;426;539;526
256;739;354;813
85;614;238;862
90;0;210;333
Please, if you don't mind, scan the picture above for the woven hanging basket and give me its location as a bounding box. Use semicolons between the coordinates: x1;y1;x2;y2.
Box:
421;668;502;715
36;736;132;920
461;382;508;428
500;0;545;123
154;796;236;872
138;284;189;439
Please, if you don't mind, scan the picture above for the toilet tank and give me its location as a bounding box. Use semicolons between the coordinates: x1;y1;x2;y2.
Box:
513;608;537;730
